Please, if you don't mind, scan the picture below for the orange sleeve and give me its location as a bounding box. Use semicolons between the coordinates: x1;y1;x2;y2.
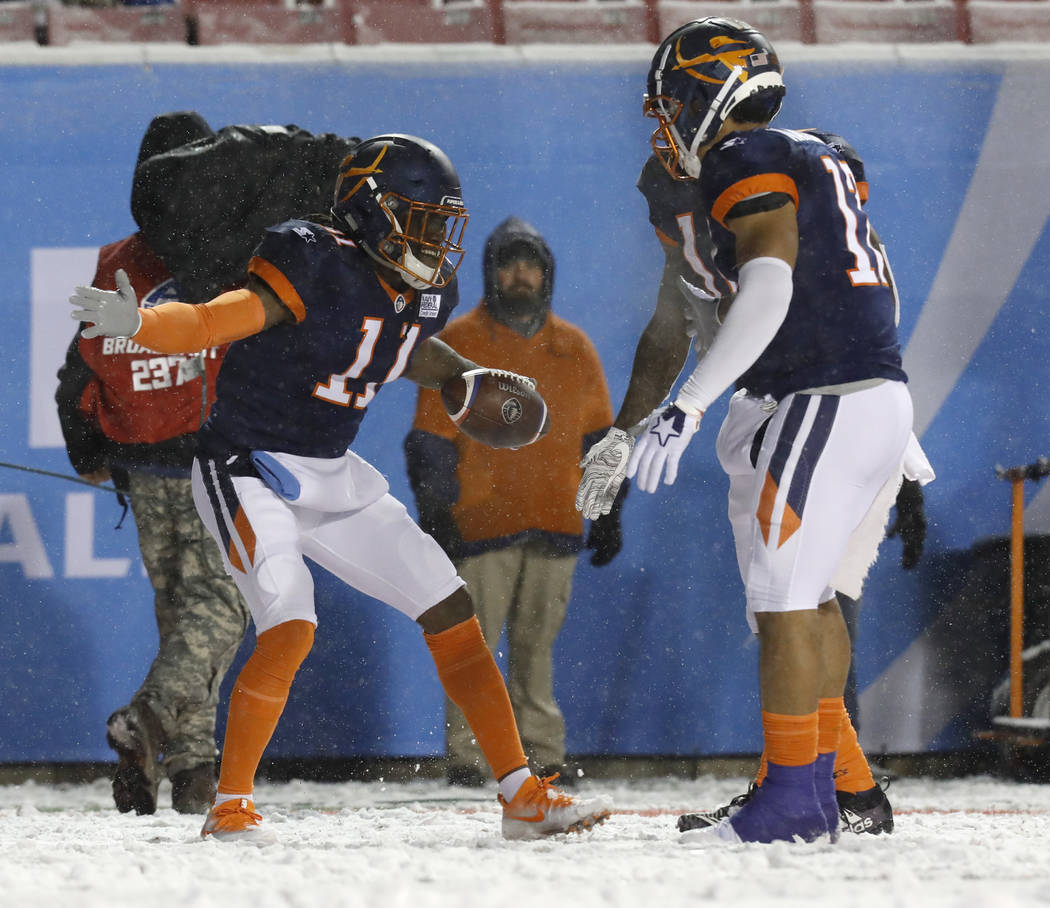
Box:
133;289;266;354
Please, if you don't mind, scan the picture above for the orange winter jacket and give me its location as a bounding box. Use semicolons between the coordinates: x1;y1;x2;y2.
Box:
411;303;613;546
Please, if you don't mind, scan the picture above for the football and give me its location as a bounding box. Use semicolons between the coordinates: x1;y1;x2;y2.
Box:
441;368;550;449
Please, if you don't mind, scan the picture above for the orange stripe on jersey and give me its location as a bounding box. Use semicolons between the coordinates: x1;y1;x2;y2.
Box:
856;181;870;204
756;470;779;545
654;225;678;247
778;501;801;548
377;273;416;309
227;505;257;573
249;256;306;323
711;173;799;227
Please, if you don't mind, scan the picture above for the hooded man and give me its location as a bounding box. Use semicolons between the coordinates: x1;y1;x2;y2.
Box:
406;216;626;786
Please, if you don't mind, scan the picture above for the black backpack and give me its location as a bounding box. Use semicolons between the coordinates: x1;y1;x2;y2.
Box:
131;124;360;302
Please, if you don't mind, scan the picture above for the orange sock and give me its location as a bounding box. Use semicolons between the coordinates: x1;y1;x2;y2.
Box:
818;697;844;755
761;711;818;768
833;706;876;794
755;703;849;785
425;616;527;780
217;620;315;796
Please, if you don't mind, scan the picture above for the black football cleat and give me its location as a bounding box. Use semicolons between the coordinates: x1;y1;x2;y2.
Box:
676;782;757;832
836;779;894;835
679;778;894;836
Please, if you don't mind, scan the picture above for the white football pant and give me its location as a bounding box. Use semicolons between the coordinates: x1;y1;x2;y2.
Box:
191;451;463;634
715;381;913;632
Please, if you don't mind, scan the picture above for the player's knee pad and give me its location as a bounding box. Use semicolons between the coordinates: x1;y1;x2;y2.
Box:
251;551;317;634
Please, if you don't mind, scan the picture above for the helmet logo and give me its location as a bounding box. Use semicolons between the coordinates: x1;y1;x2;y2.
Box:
674;36;754;85
336;146;388;205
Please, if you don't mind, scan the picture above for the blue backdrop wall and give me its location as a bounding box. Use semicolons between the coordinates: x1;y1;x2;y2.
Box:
1;48;1048;763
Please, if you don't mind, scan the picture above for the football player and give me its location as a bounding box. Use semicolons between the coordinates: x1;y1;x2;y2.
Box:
71;134;612;843
638;127;913;837
576;18;917;844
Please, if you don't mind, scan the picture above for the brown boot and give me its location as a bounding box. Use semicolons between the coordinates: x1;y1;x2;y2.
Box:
171;763;218;815
106;703;164;815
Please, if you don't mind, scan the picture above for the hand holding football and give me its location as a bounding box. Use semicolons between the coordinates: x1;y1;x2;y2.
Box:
441;368;550;449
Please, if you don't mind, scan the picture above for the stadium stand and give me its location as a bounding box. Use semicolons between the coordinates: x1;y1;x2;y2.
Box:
501;0;653;43
186;0;344;45
3;0;1049;49
350;0;499;43
812;0;964;44
968;0;1050;42
46;2;187;44
0;1;39;42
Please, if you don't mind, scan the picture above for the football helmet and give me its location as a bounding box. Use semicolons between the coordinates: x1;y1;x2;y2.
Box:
331;134;467;289
644;17;784;180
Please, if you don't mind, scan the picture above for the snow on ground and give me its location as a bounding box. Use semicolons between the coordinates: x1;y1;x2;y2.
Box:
2;773;1049;908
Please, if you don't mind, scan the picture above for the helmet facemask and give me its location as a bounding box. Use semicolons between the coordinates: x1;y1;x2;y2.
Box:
374;191;467;290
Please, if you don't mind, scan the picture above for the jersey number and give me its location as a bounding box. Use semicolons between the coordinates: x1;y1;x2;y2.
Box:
822;156;889;288
313;317;422;409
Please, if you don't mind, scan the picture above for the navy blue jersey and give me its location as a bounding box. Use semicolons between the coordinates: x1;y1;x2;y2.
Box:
636;154;736;301
700;127;905;399
201;219;458;458
798;129;868;202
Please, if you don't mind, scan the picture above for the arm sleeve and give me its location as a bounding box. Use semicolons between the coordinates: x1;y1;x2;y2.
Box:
675;256;793;415
132;288;267;354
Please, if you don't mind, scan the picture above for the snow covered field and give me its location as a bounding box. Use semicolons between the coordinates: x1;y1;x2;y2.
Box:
1;773;1048;908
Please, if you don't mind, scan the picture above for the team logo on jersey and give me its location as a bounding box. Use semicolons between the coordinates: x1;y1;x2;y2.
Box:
393;294;407;313
675;36;755;84
292;225;317;243
142;278;181;309
419;293;441;318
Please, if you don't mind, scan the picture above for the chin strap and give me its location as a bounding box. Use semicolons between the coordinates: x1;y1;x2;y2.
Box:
679;65;744;177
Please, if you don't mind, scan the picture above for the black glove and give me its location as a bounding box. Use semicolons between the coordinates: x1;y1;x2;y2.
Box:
416;494;463;559
887;478;925;570
585;479;627;567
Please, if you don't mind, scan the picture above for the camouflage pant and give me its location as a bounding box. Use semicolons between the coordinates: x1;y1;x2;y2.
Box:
125;471;250;777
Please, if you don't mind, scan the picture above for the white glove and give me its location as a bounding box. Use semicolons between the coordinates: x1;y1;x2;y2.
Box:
576;428;634;520
626;403;702;493
69;267;142;339
678;275;722;356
